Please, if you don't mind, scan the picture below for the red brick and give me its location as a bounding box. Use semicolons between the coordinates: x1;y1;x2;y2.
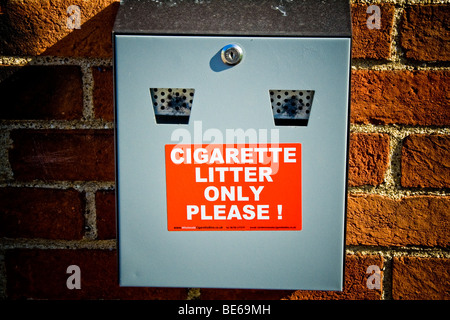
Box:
401;135;450;188
351;70;450;126
95;190;116;239
400;5;450;62
201;254;383;300
347;194;449;247
9;130;115;181
0;0;119;58
92;66;114;121
0;66;83;120
351;4;395;60
348;133;390;187
0;188;84;240
392;257;450;300
5;249;186;299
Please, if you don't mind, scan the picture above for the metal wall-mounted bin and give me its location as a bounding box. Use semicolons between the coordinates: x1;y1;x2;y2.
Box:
113;0;351;290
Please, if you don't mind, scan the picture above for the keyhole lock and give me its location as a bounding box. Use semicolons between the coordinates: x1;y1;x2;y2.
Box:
221;44;243;65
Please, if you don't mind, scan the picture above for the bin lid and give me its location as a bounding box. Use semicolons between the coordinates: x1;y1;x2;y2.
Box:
113;0;352;37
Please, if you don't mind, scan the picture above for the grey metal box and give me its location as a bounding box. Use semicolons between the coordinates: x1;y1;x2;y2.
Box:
113;0;351;290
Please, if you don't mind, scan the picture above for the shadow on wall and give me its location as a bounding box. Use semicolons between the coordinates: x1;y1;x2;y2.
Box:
0;2;119;120
0;1;120;58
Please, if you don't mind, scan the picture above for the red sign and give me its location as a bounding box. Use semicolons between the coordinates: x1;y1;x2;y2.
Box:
165;143;302;231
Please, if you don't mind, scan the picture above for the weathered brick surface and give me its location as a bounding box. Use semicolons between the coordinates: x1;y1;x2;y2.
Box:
401;135;450;188
5;249;186;299
400;5;450;62
351;4;395;60
92;66;114;121
9;130;115;181
347;194;449;247
0;66;83;120
351;70;450;126
348;133;390;187
95;190;116;239
392;257;450;300
0;0;119;58
0;188;84;239
201;255;383;300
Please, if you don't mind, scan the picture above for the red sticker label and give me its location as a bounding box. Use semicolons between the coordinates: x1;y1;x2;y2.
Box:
165;143;302;231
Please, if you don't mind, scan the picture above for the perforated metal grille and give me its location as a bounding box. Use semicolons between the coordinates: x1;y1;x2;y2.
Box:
269;90;315;126
270;90;314;118
150;88;195;124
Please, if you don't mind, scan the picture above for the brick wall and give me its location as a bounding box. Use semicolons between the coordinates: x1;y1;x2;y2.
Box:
0;0;448;300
